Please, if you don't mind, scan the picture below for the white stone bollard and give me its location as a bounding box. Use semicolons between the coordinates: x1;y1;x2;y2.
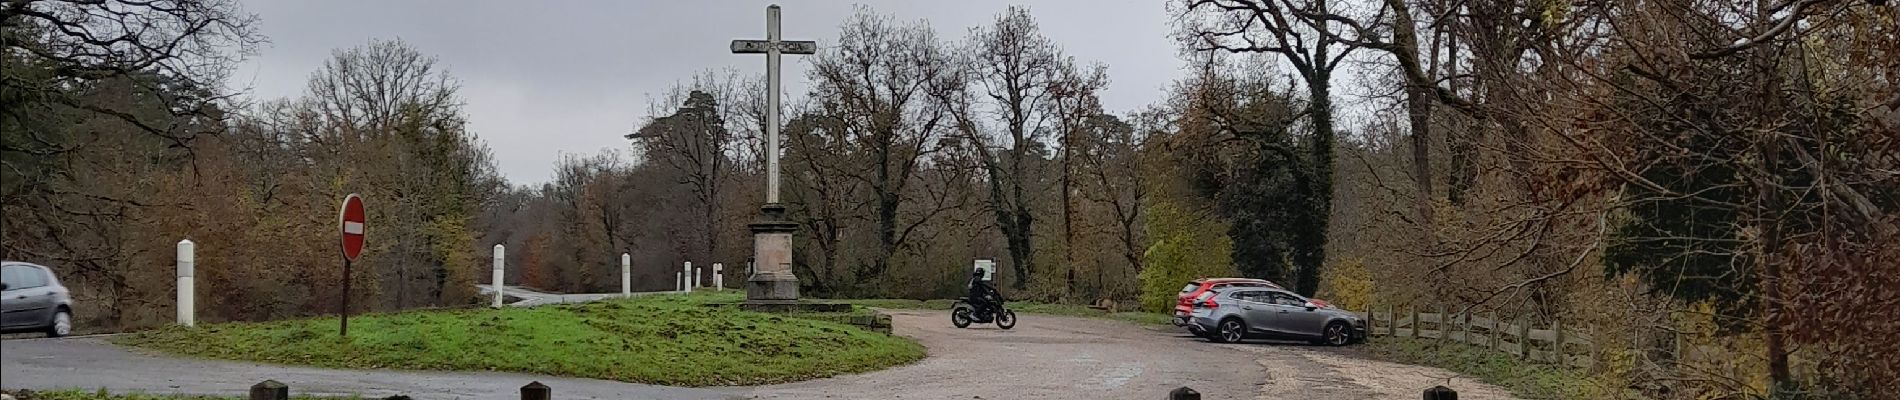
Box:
694;265;703;289
713;263;724;290
683;262;694;292
176;239;195;327
676;272;684;291
492;244;505;307
621;253;632;297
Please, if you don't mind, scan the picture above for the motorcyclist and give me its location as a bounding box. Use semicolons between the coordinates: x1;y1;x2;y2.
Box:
967;270;1002;318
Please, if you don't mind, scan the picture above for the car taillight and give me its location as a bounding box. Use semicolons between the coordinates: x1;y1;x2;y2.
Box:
1202;298;1218;308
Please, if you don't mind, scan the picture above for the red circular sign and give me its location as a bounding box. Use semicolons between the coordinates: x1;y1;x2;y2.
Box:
339;194;366;261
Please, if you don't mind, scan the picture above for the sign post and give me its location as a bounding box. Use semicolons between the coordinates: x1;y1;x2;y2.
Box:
338;194;366;337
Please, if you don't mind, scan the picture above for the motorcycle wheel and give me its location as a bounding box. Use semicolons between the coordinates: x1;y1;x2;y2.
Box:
996;310;1017;330
951;305;974;328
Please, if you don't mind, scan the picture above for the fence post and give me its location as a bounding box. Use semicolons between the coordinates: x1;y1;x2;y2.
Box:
1435;305;1447;344
176;239;195;327
1387;305;1398;337
1410;306;1421;338
1168;386;1201;400
1489;311;1502;351
1552;317;1566;365
621;253;631;297
1366;303;1377;337
1518;313;1532;359
676;272;684;292
713;263;724;290
520;381;550;400
249;380;288;400
1424;385;1458;400
1459;311;1470;344
492;244;505;308
683;262;693;292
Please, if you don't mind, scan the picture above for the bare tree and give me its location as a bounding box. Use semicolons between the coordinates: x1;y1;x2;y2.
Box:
806;8;964;287
939;6;1073;291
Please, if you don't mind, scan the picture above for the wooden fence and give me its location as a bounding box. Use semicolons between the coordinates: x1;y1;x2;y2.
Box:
1352;305;1595;369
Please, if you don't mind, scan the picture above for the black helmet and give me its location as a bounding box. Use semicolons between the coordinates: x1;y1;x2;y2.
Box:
973;269;985;278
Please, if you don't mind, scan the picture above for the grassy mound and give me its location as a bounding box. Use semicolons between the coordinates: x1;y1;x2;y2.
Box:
117;292;924;386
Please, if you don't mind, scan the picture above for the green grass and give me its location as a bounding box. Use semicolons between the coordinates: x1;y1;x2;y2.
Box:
836;298;1174;326
1;390;352;400
1358;337;1598;399
116;292;924;387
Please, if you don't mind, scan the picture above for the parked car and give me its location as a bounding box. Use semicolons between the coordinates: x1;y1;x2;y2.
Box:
1185;287;1364;346
1;261;75;337
1172;278;1282;326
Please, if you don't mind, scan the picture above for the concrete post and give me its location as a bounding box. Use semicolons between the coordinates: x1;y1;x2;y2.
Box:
713;263;724;290
694;264;703;288
683;262;694;292
492;244;505;307
621;253;631;297
676;272;683;292
249;380;288;400
520;381;550;400
176;239;195;327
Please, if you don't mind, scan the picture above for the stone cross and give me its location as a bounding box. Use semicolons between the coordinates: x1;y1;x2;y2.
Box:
731;4;815;204
733;4;813;302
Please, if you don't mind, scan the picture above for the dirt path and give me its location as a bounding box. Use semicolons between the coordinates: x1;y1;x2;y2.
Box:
2;309;1519;400
739;309;1521;400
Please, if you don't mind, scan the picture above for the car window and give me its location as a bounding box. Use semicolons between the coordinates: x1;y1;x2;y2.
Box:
23;266;50;288
1;265;36;290
1268;292;1305;306
8;265;49;289
1227;290;1265;303
1180;283;1201;293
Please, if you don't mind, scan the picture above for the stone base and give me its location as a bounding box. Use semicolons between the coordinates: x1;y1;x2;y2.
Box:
746;271;800;301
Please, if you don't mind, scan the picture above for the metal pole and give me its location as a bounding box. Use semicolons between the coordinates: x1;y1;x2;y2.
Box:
713;263;724;290
340;257;351;337
176;239;194;327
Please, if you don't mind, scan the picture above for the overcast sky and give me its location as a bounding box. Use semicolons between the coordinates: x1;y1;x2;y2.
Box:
230;1;1190;184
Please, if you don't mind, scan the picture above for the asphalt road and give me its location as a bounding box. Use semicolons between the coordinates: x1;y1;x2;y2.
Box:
1;308;1520;400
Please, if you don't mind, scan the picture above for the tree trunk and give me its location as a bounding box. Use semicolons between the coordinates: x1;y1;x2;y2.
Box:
1295;71;1335;298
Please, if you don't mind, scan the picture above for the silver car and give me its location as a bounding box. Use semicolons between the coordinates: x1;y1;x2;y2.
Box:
1;261;75;337
1186;287;1365;345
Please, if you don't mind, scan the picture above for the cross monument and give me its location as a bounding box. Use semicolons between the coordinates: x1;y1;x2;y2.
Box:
732;4;814;302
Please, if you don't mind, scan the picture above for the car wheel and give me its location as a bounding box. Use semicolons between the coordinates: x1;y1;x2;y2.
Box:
46;309;72;338
1322;321;1351;346
1213;318;1246;343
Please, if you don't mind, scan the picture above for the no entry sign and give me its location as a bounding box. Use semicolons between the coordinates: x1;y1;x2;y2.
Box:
339;194;366;261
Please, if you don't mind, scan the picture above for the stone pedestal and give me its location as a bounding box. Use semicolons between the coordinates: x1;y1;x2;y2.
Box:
746;204;800;302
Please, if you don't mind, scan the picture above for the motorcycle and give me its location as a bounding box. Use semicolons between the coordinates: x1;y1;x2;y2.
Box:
951;295;1017;329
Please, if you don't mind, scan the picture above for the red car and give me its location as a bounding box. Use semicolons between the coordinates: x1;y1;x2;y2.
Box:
1172;278;1282;326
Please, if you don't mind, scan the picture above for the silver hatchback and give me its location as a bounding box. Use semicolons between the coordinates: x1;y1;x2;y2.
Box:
1;261;75;337
1186;287;1365;345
